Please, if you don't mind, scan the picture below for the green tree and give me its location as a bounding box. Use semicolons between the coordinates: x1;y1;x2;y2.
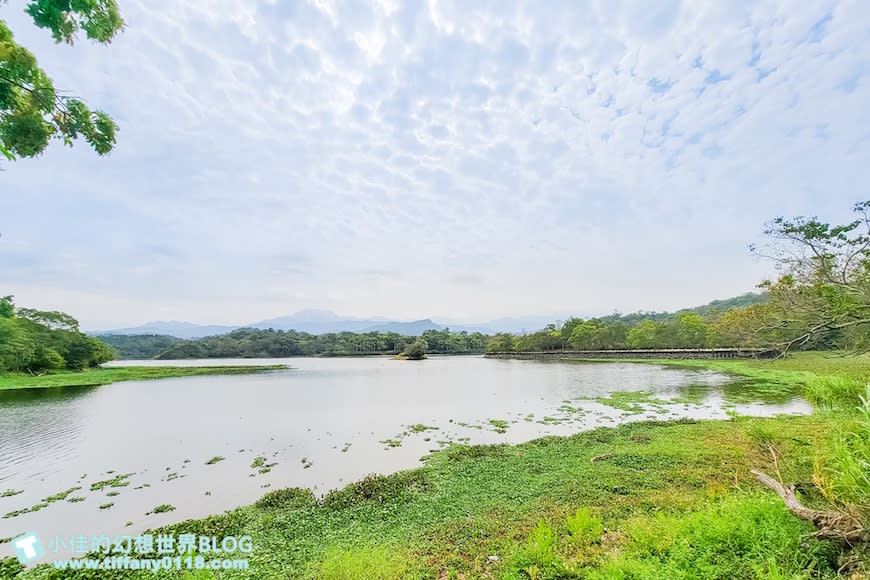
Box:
0;295;13;317
568;320;604;350
626;320;665;349
0;296;114;371
402;338;427;360
597;321;629;349
674;313;708;348
486;333;516;352
751;200;870;352
0;0;123;160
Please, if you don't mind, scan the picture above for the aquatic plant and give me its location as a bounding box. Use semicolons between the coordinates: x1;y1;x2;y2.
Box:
149;504;175;514
90;473;132;491
44;487;81;503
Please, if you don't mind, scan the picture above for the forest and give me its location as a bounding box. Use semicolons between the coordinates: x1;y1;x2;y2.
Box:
95;295;769;360
98;327;490;359
0;296;114;372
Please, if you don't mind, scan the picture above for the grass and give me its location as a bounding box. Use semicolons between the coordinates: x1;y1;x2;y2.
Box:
0;365;287;390
9;352;870;578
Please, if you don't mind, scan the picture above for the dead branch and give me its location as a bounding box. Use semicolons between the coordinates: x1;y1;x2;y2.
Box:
751;468;866;544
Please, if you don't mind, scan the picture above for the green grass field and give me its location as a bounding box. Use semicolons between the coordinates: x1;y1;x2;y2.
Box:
7;352;869;579
0;365;287;390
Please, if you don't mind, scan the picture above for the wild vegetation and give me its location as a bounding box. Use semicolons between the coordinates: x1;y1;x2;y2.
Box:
0;297;284;389
8;352;868;579
400;338;428;360
0;296;114;373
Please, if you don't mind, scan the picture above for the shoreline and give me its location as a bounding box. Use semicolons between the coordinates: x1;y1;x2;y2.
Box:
0;365;288;391
6;353;867;578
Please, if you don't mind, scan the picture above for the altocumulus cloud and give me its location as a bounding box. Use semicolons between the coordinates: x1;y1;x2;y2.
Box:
0;0;868;328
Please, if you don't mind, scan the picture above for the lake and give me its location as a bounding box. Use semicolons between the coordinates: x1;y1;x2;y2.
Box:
0;356;809;561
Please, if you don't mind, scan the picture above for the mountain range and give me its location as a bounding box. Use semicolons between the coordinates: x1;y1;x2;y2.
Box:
89;309;563;339
90;294;764;339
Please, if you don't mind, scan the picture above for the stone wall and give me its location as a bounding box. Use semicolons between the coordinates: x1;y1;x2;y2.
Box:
484;348;778;360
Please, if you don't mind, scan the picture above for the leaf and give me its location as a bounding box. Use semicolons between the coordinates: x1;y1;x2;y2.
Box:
0;142;14;161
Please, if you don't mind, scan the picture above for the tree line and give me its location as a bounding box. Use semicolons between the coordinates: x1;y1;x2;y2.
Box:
0;296;114;372
484;303;764;353
488;201;870;355
98;327;490;359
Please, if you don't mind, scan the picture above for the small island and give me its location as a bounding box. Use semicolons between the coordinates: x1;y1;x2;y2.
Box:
394;338;428;360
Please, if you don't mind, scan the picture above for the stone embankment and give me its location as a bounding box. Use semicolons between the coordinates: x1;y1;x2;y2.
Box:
484;348;778;360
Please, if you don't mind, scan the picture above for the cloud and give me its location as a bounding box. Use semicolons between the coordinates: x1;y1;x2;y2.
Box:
1;0;868;328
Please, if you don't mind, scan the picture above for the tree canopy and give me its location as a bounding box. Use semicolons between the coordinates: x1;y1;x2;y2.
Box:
750;200;870;352
401;338;428;360
0;295;114;372
128;327;489;360
0;0;123;160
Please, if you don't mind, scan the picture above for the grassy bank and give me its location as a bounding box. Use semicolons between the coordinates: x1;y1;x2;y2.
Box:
0;365;288;390
9;353;869;579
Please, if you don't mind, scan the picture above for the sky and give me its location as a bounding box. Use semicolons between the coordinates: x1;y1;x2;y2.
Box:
1;0;869;329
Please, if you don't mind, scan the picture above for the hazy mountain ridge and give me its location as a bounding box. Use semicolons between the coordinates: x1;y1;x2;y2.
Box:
90;293;764;339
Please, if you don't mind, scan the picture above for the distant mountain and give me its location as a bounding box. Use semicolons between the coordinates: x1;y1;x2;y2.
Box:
360;319;443;334
92;311;448;338
97;334;181;359
679;292;766;317
597;293;766;325
93;321;239;339
90;295;764;340
459;315;572;334
251;309;384;334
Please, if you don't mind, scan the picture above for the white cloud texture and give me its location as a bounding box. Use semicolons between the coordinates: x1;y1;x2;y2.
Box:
1;0;868;327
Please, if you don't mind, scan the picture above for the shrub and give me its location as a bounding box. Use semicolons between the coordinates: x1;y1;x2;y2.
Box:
255;487;317;510
322;471;428;510
402;339;427;360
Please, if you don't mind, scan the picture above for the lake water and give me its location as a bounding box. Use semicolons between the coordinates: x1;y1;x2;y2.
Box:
0;356;810;561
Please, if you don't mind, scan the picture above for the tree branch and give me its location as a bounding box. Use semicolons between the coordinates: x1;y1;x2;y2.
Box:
752;469;865;543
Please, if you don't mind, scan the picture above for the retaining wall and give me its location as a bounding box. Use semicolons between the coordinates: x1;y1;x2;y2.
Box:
484;348;778;360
